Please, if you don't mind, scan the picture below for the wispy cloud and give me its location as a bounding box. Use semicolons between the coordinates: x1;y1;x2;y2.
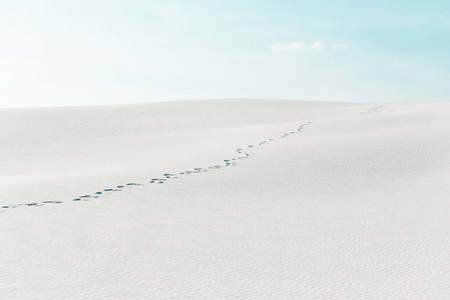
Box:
268;41;350;52
310;41;325;52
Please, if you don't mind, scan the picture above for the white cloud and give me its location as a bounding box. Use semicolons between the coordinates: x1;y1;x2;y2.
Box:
268;41;326;52
310;41;325;52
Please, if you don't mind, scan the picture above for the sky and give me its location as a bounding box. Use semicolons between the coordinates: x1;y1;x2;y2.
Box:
1;0;449;108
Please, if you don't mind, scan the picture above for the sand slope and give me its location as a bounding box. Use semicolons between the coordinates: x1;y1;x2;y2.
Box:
1;100;449;299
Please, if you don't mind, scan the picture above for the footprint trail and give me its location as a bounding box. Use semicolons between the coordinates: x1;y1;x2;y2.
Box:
1;121;314;212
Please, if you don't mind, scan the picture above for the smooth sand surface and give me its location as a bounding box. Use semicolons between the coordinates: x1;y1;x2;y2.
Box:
1;99;449;299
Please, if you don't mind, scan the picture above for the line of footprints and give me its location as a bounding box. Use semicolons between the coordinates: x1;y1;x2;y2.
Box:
360;106;386;116
1;122;313;212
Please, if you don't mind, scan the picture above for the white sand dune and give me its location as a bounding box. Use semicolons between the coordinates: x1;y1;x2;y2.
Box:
1;99;449;299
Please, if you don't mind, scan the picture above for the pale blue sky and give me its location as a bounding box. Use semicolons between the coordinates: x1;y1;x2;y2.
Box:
1;0;449;108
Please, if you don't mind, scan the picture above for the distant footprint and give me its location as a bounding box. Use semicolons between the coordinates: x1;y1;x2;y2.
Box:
361;106;386;116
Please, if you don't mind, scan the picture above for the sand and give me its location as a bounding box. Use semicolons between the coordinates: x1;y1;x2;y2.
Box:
1;99;449;299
